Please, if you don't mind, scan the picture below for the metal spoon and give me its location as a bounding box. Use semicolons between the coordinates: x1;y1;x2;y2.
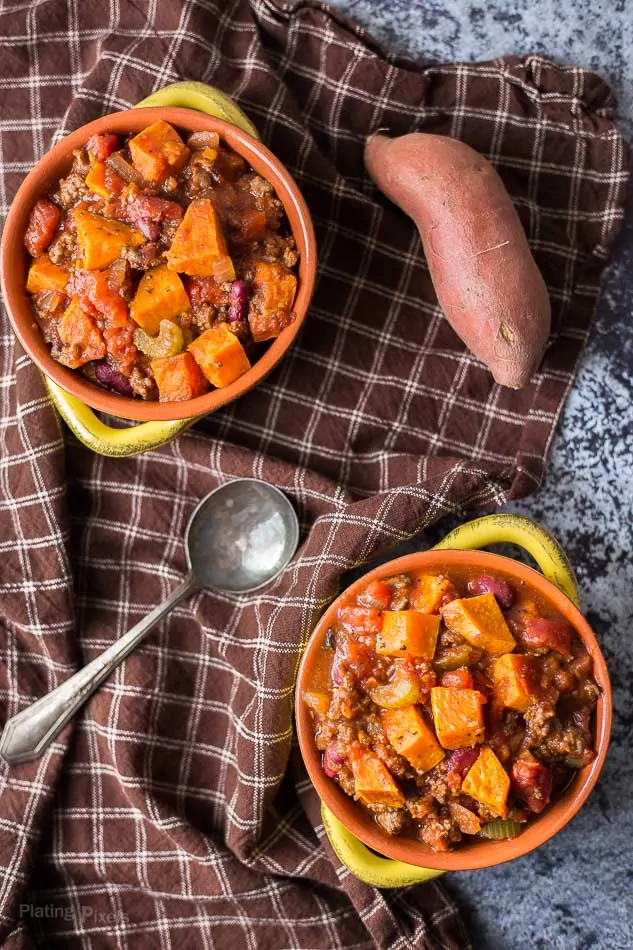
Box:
0;478;300;764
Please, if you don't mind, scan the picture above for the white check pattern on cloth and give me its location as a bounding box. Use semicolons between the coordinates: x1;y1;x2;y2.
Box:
0;0;628;947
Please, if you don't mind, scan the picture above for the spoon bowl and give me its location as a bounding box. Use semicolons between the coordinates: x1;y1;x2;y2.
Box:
0;478;300;763
187;478;300;592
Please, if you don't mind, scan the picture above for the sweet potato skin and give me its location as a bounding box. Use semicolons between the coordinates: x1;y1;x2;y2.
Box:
364;133;551;389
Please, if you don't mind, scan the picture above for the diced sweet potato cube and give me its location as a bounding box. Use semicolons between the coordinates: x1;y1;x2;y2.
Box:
491;653;539;711
302;690;330;719
409;573;456;614
382;706;445;773
348;747;405;807
130;264;191;334
376;610;440;659
249;260;297;342
85;161;109;198
430;686;485;749
165;198;235;279
128;120;190;183
188;324;250;388
151;352;209;402
56;297;106;368
26;255;69;294
442;593;516;655
462;746;510;817
73;208;144;270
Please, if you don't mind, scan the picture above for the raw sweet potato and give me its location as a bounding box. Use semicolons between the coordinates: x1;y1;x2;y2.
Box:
26;255;69;294
151;352;209;402
376;610;440;659
165;198;235;279
364;133;551;388
188;323;250;388
130;264;191;334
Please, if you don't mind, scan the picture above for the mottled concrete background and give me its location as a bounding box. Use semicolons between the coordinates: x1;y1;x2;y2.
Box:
328;2;633;947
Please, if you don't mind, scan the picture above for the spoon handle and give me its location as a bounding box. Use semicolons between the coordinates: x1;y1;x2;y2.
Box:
0;575;198;764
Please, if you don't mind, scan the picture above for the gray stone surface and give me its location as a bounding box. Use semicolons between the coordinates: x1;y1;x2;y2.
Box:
328;2;633;947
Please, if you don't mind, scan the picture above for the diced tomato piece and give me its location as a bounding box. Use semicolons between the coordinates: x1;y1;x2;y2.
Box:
103;165;126;195
440;669;474;690
337;606;383;637
358;579;392;611
510;752;553;814
185;276;230;309
24;199;61;257
520;617;572;656
86;133;119;161
330;632;374;685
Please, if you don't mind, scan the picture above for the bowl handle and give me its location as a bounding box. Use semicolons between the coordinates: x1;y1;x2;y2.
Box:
432;512;579;605
320;512;578;887
47;82;260;457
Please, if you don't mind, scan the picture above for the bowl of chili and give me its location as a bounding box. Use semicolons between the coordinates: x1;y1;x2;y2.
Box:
1;85;317;452
295;514;611;881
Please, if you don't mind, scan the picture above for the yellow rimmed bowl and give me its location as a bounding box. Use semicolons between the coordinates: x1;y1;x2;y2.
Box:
1;83;317;456
295;513;612;885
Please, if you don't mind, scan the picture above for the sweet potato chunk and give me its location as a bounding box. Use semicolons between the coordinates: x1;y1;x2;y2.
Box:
491;653;538;711
188;323;250;388
26;255;69;294
130;264;191;334
376;610;440;659
430;686;485;749
165;198;235;279
128;120;190;183
382;706;445;773
409;573;456;614
462;746;510;817
348;746;405;807
302;691;330;720
442;593;516;655
151;352;209;402
73;209;144;270
56;298;106;368
249;261;297;342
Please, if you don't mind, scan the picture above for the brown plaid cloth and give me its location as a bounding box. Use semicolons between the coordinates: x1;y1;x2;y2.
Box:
0;0;628;947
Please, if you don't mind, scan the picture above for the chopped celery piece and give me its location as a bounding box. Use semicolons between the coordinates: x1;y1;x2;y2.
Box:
479;819;522;840
134;319;184;358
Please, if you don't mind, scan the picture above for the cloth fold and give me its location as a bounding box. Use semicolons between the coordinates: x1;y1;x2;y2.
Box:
0;0;628;947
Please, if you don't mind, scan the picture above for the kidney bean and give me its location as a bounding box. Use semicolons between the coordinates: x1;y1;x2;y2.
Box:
323;742;346;777
94;361;133;396
467;574;516;609
446;747;480;776
227;279;250;322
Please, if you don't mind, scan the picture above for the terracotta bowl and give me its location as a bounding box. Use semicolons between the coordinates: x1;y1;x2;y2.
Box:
295;548;612;871
1;107;317;422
